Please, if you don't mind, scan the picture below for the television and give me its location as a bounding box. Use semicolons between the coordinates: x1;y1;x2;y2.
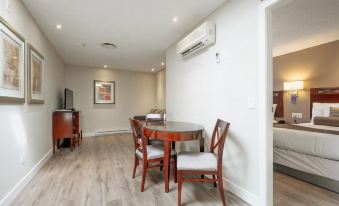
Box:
64;88;74;110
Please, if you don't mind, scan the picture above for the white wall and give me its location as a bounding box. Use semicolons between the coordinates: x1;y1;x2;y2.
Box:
0;0;65;205
65;65;156;136
155;69;166;109
166;0;260;204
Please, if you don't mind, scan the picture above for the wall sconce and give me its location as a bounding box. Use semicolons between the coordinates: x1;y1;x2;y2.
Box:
284;81;304;104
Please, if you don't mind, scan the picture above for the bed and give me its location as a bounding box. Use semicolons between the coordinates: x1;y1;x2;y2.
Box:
273;87;339;193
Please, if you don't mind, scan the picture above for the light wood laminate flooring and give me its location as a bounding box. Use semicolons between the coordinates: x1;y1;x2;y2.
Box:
11;134;339;206
11;134;248;206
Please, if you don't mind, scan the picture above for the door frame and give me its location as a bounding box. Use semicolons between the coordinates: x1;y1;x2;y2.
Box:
257;0;293;205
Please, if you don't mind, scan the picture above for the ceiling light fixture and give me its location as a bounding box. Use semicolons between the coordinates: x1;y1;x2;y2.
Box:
104;65;108;68
151;68;155;72
56;24;62;29
161;62;165;66
172;17;178;23
101;42;117;49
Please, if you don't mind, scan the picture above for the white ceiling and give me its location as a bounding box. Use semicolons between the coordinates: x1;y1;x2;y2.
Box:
272;0;339;57
22;0;226;72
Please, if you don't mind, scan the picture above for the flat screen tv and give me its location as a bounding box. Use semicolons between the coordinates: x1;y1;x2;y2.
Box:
64;88;74;110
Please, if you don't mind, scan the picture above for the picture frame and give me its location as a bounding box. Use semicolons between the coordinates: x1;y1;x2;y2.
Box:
94;80;115;104
27;44;44;104
0;17;25;103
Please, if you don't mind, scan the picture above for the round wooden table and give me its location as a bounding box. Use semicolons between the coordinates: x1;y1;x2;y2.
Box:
144;121;205;193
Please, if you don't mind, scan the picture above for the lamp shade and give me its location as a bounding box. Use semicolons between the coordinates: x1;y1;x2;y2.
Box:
283;81;304;91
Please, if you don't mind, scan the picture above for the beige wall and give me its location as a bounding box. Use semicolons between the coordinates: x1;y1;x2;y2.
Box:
155;69;166;109
273;40;339;123
0;0;65;204
65;65;156;136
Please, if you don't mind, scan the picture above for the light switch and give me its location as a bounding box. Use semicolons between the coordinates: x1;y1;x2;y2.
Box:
6;0;11;11
247;97;256;109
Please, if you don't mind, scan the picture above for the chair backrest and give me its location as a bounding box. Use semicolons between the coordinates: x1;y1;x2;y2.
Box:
129;118;148;160
210;119;230;168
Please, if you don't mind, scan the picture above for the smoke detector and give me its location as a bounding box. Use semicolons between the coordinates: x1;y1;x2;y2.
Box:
101;42;117;49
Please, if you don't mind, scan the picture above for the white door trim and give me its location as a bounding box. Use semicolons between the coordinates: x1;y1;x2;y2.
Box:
257;0;293;205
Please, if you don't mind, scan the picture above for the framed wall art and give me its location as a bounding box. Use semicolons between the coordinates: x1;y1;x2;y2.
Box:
27;44;44;104
0;17;25;103
94;80;115;104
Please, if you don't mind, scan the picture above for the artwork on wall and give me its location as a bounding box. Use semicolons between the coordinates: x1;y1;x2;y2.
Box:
27;44;44;104
94;80;115;104
0;17;25;103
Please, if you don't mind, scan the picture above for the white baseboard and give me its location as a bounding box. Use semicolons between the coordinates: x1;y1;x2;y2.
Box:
223;178;258;206
0;149;52;206
83;130;130;137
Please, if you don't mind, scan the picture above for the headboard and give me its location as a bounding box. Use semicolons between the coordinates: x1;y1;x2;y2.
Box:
273;91;284;118
310;87;339;117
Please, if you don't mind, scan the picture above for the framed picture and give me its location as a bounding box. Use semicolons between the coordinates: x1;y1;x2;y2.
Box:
0;17;25;103
94;80;115;104
27;44;44;104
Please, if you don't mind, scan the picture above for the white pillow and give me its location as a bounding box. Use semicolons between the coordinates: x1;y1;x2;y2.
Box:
323;103;339;117
311;103;339;123
311;103;325;123
272;104;277;120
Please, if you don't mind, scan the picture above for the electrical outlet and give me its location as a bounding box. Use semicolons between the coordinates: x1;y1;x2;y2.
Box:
292;113;303;119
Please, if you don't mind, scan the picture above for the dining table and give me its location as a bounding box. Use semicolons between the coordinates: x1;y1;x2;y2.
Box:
143;121;205;193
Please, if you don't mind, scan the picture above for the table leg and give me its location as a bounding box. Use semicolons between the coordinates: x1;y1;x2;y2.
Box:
164;140;171;193
200;136;205;179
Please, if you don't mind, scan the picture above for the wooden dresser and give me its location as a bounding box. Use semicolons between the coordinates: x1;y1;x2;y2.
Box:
52;110;82;154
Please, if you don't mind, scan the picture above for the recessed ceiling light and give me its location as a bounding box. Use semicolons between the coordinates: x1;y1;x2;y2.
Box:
104;65;108;68
56;24;62;29
172;17;178;23
161;62;165;66
151;68;155;72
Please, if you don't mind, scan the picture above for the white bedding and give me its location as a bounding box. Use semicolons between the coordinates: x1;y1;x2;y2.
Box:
274;147;339;181
273;123;339;161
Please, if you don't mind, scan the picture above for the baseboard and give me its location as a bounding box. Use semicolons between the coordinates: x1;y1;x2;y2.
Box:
83;130;129;137
223;178;258;206
0;149;52;206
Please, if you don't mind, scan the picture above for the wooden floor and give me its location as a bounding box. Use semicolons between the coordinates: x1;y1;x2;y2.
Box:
11;134;249;206
274;172;339;206
11;134;339;206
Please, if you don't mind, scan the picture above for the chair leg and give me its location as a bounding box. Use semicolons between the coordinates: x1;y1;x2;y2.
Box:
213;175;217;187
178;171;183;206
217;173;227;206
141;162;147;192
70;138;74;152
173;156;177;183
132;155;138;178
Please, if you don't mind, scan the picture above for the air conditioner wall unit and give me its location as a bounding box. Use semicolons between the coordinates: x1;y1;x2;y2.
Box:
177;21;215;57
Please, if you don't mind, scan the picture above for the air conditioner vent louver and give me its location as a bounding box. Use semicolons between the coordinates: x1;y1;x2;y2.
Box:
177;21;215;57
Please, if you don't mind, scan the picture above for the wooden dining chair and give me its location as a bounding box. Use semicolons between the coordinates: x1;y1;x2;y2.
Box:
177;119;230;206
129;118;177;192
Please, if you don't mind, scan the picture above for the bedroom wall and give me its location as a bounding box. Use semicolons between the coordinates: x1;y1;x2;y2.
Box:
166;0;260;204
155;69;166;109
0;0;65;205
273;40;339;123
65;65;156;136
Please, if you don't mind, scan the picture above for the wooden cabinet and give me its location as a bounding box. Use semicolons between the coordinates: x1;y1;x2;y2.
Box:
52;110;82;154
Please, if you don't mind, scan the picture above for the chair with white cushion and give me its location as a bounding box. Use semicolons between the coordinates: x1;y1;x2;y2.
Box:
177;119;230;206
129;118;177;192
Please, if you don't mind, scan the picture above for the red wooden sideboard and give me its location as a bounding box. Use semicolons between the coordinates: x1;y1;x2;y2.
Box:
52;110;82;154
